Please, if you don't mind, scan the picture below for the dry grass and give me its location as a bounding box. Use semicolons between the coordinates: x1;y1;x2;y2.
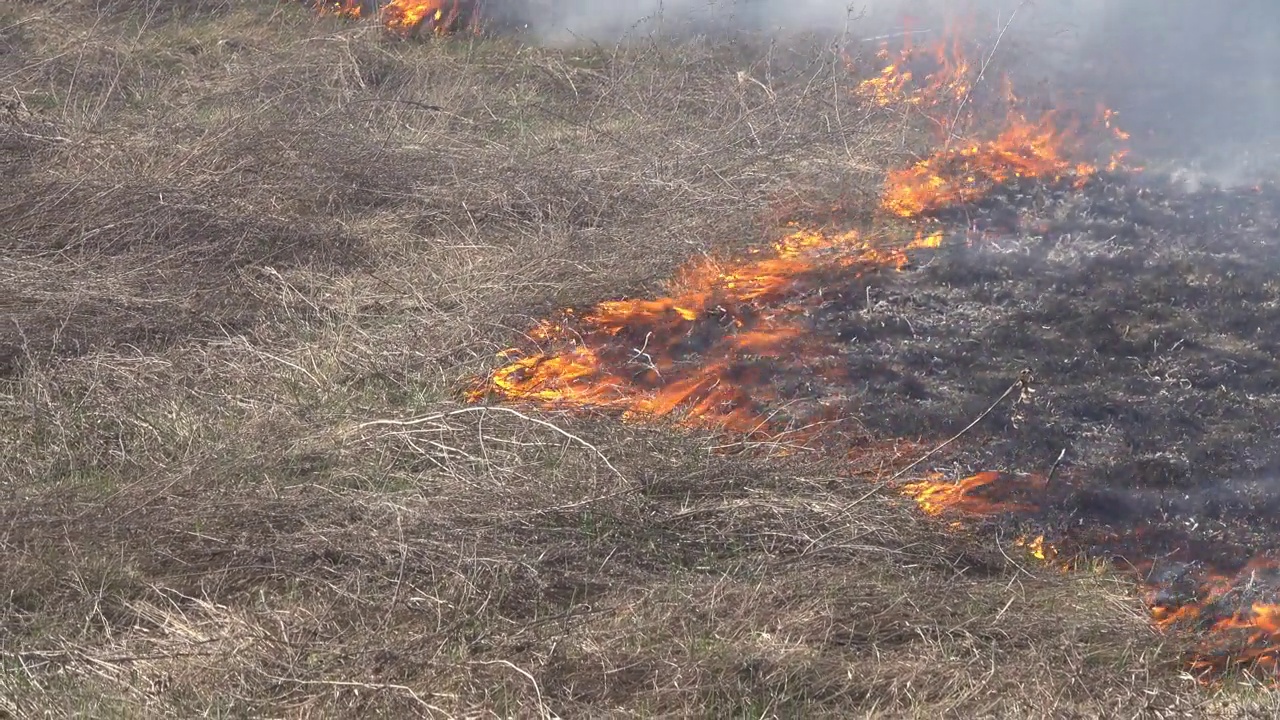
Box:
0;1;1265;717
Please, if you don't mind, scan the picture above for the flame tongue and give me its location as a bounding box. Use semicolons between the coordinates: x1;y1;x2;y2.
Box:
313;0;473;33
470;227;944;434
883;113;1096;218
462;16;1280;685
900;471;1046;517
382;0;466;33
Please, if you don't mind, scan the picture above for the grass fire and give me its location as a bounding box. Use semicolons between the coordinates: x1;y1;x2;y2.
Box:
4;1;1280;717
314;0;479;34
469;16;1280;689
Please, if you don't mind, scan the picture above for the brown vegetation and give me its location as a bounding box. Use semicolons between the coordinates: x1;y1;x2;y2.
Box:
2;1;1276;717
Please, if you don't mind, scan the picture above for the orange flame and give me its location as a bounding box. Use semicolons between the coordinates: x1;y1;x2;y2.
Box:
459;15;1280;685
1146;558;1280;676
1015;535;1055;562
883;112;1097;218
855;28;1129;219
469;227;943;435
382;0;466;33
854;32;973;113
899;471;1044;517
311;0;477;34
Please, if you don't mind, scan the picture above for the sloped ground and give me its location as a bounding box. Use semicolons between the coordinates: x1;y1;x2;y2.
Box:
1;1;1275;717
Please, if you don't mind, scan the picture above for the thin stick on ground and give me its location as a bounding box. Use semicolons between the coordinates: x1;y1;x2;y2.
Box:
891;371;1030;481
261;675;447;715
469;659;550;719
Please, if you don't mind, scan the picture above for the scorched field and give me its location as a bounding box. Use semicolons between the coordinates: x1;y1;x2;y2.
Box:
3;1;1280;718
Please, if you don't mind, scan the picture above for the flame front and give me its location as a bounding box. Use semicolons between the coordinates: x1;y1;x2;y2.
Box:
461;18;1276;683
883;113;1096;218
1148;558;1280;676
469;227;943;435
856;29;1127;219
311;0;473;34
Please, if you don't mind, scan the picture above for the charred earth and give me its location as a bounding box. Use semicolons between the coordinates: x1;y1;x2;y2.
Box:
473;166;1280;677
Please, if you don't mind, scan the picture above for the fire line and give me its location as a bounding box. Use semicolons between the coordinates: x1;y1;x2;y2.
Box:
464;23;1278;682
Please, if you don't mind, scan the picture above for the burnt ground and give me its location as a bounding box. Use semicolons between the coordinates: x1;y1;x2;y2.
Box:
494;169;1280;675
857;175;1280;479
867;174;1280;670
825;175;1280;572
7;2;1280;717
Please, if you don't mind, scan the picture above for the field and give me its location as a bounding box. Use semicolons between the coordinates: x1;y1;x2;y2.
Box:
3;2;1280;717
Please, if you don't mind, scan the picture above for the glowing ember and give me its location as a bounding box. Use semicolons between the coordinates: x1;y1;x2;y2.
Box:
1015;535;1054;562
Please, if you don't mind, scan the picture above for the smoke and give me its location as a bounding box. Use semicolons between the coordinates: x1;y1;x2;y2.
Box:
495;0;1280;183
1041;0;1280;184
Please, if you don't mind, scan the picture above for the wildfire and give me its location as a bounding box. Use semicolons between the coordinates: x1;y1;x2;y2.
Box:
1016;535;1055;562
382;0;465;33
314;0;362;18
463;14;1276;683
855;27;1128;219
883;112;1098;218
1148;558;1280;676
854;32;973;113
311;0;474;34
900;471;1045;517
469;226;943;435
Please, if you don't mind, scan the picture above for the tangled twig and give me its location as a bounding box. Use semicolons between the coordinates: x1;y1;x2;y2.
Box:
354;406;628;483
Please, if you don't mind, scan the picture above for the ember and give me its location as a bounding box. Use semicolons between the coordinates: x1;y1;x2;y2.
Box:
466;21;1280;682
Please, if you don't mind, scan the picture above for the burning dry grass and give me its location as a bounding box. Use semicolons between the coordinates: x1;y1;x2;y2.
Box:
0;1;1269;717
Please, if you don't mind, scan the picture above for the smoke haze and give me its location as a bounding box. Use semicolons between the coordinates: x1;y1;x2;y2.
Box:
500;0;1280;181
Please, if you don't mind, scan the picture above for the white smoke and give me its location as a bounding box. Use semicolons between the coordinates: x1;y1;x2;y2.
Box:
489;0;1279;183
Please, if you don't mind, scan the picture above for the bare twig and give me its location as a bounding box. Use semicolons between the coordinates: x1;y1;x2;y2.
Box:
469;659;550;719
263;675;446;715
946;1;1028;146
348;97;444;112
1046;448;1068;485
891;371;1031;481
